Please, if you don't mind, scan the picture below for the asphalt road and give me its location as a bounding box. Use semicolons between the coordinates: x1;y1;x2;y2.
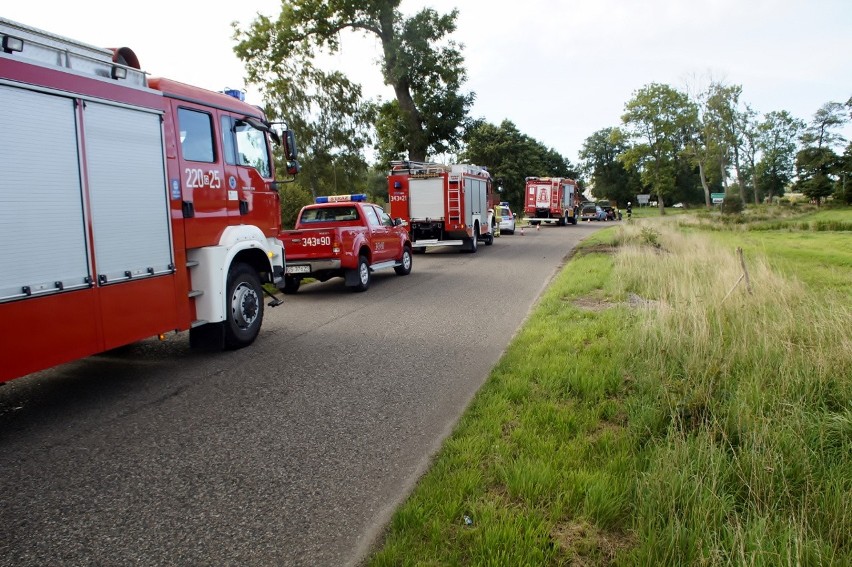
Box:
0;221;604;566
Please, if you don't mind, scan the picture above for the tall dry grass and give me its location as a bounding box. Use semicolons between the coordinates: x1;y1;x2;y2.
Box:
610;220;852;564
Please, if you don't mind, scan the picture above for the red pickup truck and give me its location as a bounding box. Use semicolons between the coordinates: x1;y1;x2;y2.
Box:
278;194;413;293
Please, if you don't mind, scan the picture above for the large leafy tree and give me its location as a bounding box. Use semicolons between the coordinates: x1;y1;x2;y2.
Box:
460;119;578;213
234;0;473;163
705;83;753;202
579;127;642;206
254;64;373;199
755;111;803;201
795;101;849;204
621;83;697;213
684;82;731;207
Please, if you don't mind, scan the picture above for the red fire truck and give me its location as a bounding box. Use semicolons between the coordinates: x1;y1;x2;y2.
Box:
524;177;580;226
0;18;298;383
388;161;495;252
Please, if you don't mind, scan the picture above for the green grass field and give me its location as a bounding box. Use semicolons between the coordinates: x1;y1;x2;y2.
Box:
367;207;852;566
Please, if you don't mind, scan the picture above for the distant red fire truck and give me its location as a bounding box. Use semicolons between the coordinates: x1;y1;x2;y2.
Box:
0;18;299;382
524;177;580;225
388;161;495;252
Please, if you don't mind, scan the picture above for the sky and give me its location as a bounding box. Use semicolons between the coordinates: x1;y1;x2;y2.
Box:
5;1;851;166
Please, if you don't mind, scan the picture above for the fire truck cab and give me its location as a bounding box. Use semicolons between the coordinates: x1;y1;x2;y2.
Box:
388;161;495;253
0;18;298;382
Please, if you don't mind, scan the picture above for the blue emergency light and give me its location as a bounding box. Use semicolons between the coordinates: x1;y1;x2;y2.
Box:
500;201;509;206
315;193;367;203
222;89;245;101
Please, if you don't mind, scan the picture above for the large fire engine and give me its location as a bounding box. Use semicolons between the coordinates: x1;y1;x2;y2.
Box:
388;161;495;252
524;177;580;226
0;18;298;383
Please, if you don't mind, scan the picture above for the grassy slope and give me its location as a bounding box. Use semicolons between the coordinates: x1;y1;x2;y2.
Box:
368;207;852;566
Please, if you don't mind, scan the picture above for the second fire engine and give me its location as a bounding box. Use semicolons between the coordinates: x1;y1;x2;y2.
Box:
388;161;495;252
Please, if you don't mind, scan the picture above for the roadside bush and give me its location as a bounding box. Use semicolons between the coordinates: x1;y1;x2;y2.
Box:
721;194;744;215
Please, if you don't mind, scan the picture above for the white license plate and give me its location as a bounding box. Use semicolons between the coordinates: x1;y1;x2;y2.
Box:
286;265;310;274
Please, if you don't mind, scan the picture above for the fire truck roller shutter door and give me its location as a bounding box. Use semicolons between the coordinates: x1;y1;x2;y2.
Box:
0;85;90;301
84;102;173;283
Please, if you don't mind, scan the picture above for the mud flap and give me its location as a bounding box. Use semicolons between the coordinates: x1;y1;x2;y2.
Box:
190;321;225;350
344;269;361;287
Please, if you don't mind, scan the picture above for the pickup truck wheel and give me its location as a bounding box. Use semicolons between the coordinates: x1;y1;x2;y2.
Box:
224;262;263;349
352;255;371;292
394;247;412;275
282;276;300;294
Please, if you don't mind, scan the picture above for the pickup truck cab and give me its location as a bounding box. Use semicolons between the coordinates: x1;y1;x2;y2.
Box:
278;194;413;293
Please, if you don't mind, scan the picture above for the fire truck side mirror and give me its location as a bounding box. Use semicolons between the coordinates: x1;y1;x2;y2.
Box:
284;130;299;161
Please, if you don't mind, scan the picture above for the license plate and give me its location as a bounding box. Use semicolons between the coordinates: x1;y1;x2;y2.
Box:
286;265;310;274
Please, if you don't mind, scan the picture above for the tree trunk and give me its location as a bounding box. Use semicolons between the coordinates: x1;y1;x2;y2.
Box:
378;10;428;162
733;147;746;202
752;169;760;205
392;81;427;161
698;161;711;208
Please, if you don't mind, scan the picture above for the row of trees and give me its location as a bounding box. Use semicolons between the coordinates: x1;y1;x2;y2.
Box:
582;83;851;211
233;1;850;219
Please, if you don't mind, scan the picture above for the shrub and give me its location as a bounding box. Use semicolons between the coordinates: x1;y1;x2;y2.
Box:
721;194;744;215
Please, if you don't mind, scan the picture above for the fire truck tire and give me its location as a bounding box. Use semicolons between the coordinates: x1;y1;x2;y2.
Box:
351;255;371;292
394;246;413;275
224;262;264;349
282;276;301;294
484;232;494;245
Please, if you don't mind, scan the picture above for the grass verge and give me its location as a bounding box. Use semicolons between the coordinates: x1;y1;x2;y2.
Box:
367;208;852;566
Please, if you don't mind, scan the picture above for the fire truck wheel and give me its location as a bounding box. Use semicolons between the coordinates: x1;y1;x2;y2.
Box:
352;255;371;292
394;247;413;275
484;231;494;245
224;262;263;349
282;276;301;294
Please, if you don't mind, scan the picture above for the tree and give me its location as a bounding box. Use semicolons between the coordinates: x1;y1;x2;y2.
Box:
705;83;752;202
684;82;730;208
620;83;697;213
755;111;803;201
460;119;578;213
838;142;852;204
795;101;849;204
579;127;642;206
800;101;848;149
234;0;473;163
252;64;373;198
